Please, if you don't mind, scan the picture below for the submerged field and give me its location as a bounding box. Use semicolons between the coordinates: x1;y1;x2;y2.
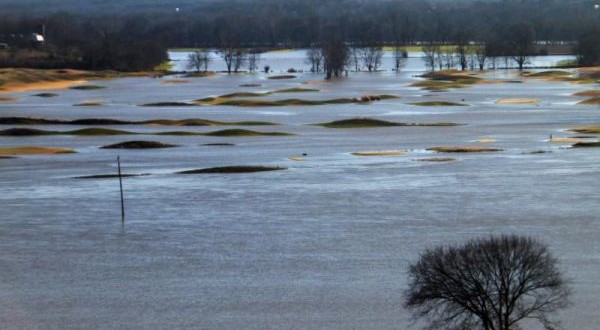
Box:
0;52;599;330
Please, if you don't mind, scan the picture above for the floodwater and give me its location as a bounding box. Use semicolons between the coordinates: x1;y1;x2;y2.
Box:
0;51;599;330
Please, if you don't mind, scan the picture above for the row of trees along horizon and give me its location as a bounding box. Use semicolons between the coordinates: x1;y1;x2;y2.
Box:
0;0;598;75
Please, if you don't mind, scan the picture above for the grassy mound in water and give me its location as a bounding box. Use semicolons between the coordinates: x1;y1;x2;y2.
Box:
352;150;406;156
0;117;62;125
101;141;179;149
0;96;18;102
145;118;276;126
240;83;262;87
219;92;270;98
428;146;503;153
68;128;135;136
273;87;319;93
196;95;397;107
69;85;106;90
578;97;600;105
414;157;457;162
572;142;600;148
0;128;55;136
569;125;600;134
184;72;216;78
0;127;135;136
411;70;483;91
524;70;572;78
0;146;76;156
315;118;462;128
203;129;293;137
74;173;150;179
574;90;600;97
411;80;468;91
317;118;403;128
161;79;190;85
496;98;539;105
0;116;278;127
267;75;297;80
411;101;468;106
74;100;104;106
177;166;286;174
202;143;235;146
524;70;595;84
141;102;196;107
0;126;290;137
32;92;59;98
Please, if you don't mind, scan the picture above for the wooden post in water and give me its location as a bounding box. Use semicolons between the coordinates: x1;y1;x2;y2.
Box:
117;156;125;223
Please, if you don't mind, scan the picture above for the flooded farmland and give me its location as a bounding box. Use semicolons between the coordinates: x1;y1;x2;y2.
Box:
1;51;599;330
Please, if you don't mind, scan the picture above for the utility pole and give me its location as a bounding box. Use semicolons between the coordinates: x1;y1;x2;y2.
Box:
117;156;125;223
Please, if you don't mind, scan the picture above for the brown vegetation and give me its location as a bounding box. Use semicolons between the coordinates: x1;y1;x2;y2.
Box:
0;146;76;156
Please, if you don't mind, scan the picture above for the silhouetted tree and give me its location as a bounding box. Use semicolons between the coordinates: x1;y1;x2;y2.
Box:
322;39;348;79
361;46;383;72
405;235;570;330
306;44;324;73
506;23;535;70
247;50;260;72
186;50;210;72
422;42;440;71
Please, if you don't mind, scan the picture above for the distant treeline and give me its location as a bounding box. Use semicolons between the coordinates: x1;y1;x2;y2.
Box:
0;0;599;71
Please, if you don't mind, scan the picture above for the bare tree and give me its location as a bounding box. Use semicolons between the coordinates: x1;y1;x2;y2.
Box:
507;23;535;70
247;50;260;72
232;50;246;73
349;44;361;71
322;39;348;79
405;235;570;330
456;44;468;71
217;20;243;74
442;47;456;69
306;45;324;73
422;42;440;71
186;50;210;72
361;46;383;72
474;43;488;70
393;47;407;72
